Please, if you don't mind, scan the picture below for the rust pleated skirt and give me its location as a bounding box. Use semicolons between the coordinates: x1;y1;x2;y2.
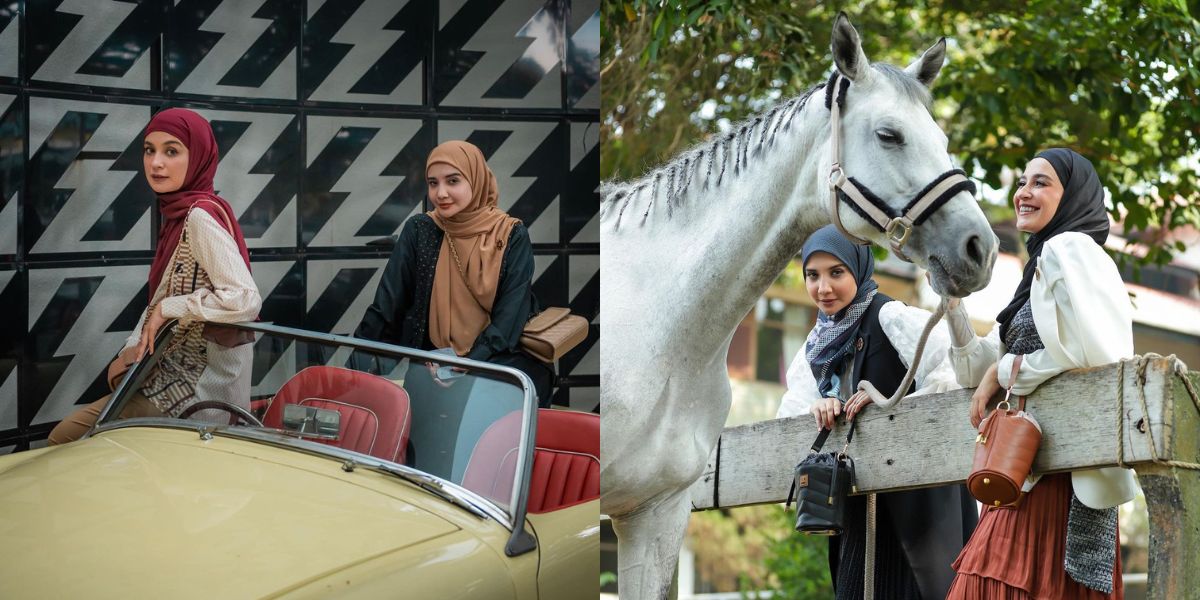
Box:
947;473;1123;599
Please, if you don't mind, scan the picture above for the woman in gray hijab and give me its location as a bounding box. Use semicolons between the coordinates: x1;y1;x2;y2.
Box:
780;224;978;599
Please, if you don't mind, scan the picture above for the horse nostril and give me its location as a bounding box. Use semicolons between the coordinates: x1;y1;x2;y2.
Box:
965;235;984;267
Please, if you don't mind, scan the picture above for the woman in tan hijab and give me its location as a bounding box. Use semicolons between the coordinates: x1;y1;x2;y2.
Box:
356;140;553;406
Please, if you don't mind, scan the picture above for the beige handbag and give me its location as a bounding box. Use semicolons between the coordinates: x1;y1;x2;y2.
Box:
519;307;589;363
445;236;588;362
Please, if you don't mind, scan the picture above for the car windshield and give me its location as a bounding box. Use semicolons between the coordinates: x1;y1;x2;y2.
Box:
96;321;532;515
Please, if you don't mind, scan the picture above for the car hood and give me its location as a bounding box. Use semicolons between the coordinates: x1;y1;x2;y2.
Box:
0;427;464;598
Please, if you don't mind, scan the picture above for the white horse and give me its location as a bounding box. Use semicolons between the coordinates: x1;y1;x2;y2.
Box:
600;14;999;600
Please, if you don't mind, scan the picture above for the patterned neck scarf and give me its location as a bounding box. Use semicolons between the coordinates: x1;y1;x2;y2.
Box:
802;225;879;398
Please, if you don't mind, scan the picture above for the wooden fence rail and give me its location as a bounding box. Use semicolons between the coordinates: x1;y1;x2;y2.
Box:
688;355;1200;599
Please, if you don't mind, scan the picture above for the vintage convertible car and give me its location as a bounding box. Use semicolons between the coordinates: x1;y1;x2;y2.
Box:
0;322;599;599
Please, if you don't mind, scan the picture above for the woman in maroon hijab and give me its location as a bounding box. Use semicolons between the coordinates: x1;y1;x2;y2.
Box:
48;108;261;444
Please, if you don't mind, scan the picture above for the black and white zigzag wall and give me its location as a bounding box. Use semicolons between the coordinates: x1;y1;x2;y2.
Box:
0;0;600;452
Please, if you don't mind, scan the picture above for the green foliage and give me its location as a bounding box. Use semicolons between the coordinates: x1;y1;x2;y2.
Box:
686;505;780;591
602;0;1200;262
757;504;833;599
600;571;617;587
683;504;832;597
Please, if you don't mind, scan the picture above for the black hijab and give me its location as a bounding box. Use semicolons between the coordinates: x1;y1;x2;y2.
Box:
997;148;1109;341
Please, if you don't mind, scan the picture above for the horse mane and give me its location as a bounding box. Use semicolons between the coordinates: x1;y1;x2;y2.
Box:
600;83;823;229
602;63;929;229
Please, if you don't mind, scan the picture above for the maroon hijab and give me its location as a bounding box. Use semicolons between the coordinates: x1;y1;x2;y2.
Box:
144;108;251;301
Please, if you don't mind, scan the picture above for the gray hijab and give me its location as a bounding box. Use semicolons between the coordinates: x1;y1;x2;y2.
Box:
802;225;879;398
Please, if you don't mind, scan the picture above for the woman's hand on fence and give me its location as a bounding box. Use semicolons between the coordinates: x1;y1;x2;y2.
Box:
812;397;841;430
969;363;1001;428
135;304;167;360
843;390;873;420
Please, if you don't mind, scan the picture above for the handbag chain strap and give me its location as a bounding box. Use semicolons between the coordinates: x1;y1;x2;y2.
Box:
446;232;558;334
443;234;479;297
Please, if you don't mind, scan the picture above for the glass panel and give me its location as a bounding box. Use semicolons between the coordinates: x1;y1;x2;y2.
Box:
100;322;529;512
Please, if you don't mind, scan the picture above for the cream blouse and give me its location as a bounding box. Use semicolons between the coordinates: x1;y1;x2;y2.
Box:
946;231;1139;509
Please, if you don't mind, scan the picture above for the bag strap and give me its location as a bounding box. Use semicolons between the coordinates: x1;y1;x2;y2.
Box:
1005;354;1025;411
444;235;469;284
189;199;236;234
807;410;859;453
446;235;501;324
809;425;833;453
786;409;859;508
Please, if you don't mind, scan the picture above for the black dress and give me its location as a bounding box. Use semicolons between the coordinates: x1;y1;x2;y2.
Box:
827;293;979;600
354;214;554;406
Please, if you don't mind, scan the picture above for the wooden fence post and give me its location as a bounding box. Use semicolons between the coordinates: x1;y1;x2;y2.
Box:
1139;368;1200;599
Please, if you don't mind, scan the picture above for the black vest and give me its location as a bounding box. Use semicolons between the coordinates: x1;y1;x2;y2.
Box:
849;292;915;398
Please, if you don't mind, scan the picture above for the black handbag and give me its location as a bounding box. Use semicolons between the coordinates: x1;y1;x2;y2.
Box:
786;419;858;536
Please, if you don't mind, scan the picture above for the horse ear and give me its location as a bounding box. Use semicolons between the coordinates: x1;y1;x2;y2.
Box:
905;37;946;87
831;12;870;82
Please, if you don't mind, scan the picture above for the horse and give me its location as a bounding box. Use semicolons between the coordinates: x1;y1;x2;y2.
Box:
600;13;999;599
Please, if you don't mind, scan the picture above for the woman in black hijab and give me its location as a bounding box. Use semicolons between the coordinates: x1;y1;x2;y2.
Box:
945;148;1138;599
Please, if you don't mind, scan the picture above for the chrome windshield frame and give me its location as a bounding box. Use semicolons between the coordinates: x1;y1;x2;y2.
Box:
93;321;540;555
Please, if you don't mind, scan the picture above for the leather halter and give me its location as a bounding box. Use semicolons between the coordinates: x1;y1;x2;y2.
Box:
825;73;977;261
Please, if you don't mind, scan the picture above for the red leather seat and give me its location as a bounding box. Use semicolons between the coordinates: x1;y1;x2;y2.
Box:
461;409;600;513
262;366;411;464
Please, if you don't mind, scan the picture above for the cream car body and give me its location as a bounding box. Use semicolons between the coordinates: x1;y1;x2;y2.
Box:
0;323;598;599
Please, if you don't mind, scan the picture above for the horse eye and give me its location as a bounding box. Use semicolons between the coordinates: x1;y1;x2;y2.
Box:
875;128;904;146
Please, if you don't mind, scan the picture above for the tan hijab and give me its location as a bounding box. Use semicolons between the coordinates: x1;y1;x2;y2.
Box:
426;141;521;355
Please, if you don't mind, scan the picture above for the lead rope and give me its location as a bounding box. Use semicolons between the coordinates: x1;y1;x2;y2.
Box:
1115;354;1200;471
858;297;951;599
864;492;876;600
856;296;949;409
826;71;954;410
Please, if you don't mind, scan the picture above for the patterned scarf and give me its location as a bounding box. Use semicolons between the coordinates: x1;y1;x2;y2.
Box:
802;225;879;398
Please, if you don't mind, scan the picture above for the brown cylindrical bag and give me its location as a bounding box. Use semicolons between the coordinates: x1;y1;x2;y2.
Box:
967;355;1043;508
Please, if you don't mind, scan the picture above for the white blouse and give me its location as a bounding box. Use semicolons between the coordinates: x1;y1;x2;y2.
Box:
946;231;1138;509
123;209;261;351
777;300;961;418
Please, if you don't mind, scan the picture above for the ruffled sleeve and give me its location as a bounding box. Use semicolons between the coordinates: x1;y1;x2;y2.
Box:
999;232;1133;395
878;300;961;396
